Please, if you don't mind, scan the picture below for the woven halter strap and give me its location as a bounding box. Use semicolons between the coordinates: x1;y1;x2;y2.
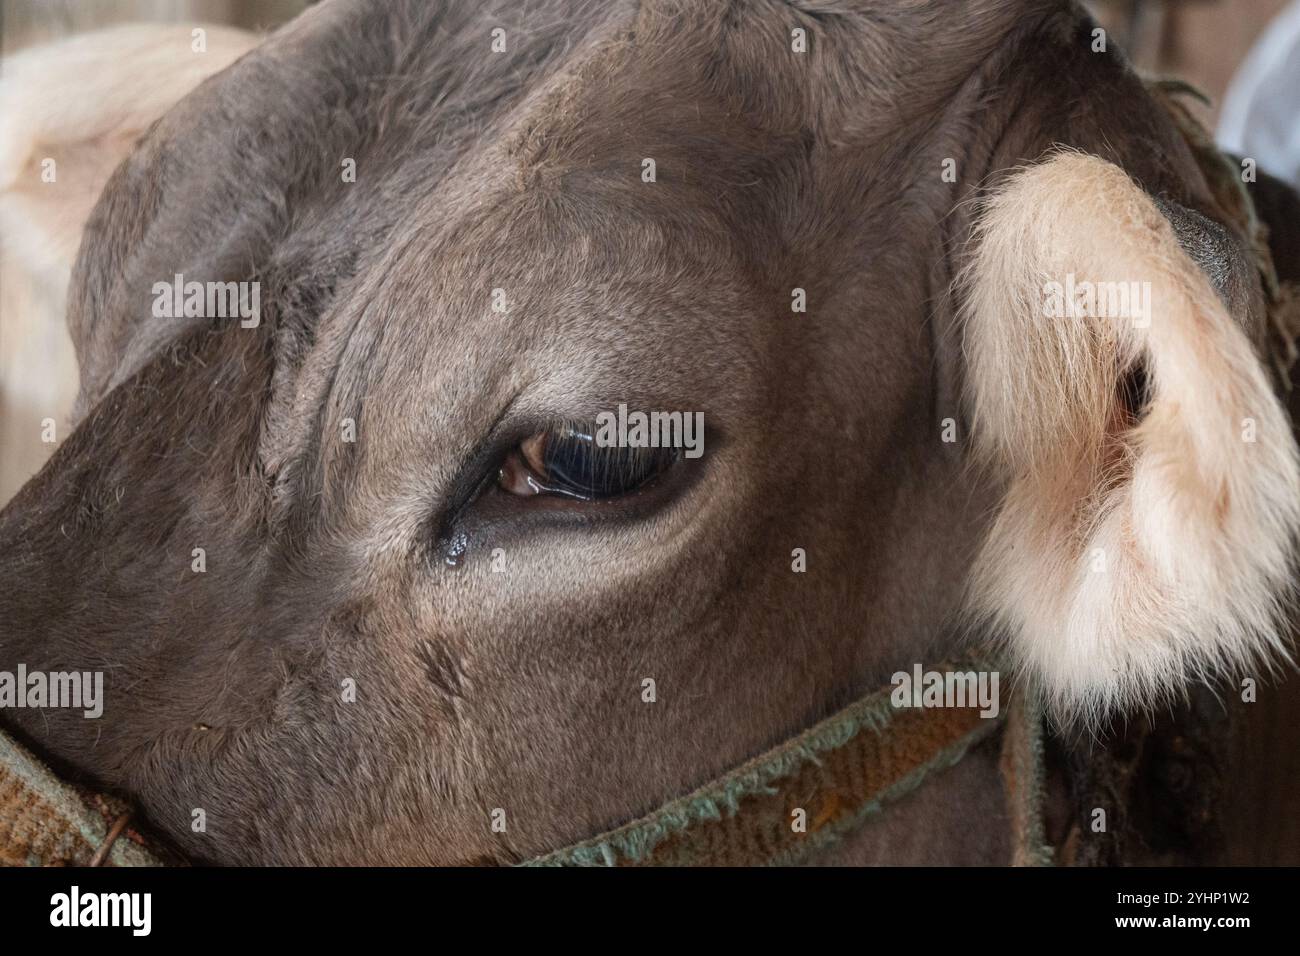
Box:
0;729;166;867
525;661;1052;867
0;666;1043;868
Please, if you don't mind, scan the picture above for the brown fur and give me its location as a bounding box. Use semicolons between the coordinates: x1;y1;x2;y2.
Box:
0;0;1295;865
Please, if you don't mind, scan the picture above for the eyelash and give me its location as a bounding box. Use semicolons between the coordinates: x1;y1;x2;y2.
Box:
497;426;679;501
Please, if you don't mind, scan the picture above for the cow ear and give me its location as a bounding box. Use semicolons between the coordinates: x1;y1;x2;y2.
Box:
960;151;1300;724
0;24;260;283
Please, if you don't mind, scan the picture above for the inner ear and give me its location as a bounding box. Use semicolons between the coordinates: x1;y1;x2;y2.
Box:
959;151;1300;725
1117;359;1151;427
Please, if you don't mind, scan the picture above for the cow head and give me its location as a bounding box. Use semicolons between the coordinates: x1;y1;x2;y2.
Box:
1;0;1295;864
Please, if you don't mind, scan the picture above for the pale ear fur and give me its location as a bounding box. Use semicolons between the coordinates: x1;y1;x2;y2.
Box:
0;24;259;504
960;151;1300;723
0;24;259;278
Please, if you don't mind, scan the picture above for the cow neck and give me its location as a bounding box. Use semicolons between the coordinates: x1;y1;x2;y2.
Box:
0;658;1045;867
525;657;1054;867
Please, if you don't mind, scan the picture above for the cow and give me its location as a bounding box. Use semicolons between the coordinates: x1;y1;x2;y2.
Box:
1;0;1298;866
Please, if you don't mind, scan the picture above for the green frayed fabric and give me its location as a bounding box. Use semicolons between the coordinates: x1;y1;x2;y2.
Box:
0;728;164;867
1002;694;1054;867
763;719;1003;867
525;660;1003;867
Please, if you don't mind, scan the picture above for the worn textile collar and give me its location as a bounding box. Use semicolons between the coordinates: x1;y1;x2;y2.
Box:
0;730;164;866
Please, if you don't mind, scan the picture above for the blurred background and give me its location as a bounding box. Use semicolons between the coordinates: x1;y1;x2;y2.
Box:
1;0;1298;504
1089;0;1294;124
1;0;302;45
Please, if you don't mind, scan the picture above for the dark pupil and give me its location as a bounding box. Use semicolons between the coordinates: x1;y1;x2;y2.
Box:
542;429;676;499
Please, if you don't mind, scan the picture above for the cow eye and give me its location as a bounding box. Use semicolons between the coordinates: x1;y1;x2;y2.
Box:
497;427;678;500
